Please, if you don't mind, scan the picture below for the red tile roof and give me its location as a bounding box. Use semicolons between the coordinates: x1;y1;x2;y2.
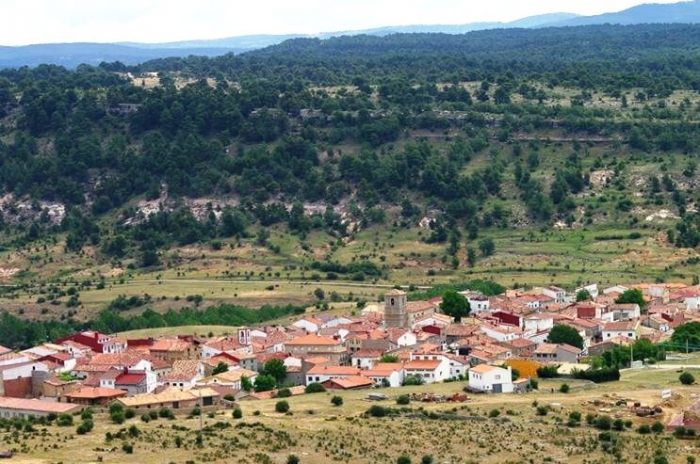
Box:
116;372;146;385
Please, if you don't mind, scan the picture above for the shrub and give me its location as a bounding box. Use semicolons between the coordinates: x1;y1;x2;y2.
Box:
536;365;560;378
141;414;151;423
638;424;652;434
148;410;158;420
122;443;134;454
76;420;93;435
652;421;665;434
277;388;292;398
158;407;174;419
80;409;93;421
396;395;411;405
674;426;687;438
488;409;501;418
680;372;695;385
595;416;612;430
56;414;73;426
110;411;125;424
613;419;625;431
128;424;140;437
571;367;620;383
559;383;570;393
275;400;290;413
368;405;388;417
331;396;343;407
536;406;548;416
287;455;300;464
305;382;326;393
124;408;135;419
397;456;412;464
109;402;124;415
569;411;582;422
529;378;539;390
421;456;434;464
232;408;243;419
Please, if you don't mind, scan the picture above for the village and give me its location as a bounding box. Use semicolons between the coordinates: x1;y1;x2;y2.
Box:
1;281;700;435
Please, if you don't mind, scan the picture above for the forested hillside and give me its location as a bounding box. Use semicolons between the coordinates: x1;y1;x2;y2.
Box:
2;24;700;308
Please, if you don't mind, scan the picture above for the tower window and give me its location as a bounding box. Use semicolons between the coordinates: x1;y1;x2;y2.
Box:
390;298;395;305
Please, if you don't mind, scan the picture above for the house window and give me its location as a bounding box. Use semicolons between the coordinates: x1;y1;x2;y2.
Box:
628;333;633;337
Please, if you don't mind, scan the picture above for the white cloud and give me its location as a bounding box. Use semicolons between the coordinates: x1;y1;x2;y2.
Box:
0;0;688;45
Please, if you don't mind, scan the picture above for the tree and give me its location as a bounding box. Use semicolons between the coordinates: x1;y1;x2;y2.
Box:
262;358;287;385
478;237;495;257
680;371;695;385
254;374;276;392
615;288;645;308
466;247;477;267
212;361;229;375
379;354;399;363
576;289;591;302
313;287;325;300
331;395;343;406
241;375;253;392
548;324;584;349
440;290;471;322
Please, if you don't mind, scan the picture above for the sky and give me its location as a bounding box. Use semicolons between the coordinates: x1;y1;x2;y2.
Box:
0;0;688;46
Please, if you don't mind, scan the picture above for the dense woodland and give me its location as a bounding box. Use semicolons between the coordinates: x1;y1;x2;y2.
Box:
3;24;700;266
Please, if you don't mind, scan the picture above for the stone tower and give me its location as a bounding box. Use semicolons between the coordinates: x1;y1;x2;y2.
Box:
384;288;408;328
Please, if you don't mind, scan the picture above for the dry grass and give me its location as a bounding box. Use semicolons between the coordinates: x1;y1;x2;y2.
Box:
6;368;700;463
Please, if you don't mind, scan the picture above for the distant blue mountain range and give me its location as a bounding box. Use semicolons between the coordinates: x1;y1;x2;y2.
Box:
0;1;697;69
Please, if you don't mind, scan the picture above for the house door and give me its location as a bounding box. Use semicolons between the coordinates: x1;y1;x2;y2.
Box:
493;384;502;393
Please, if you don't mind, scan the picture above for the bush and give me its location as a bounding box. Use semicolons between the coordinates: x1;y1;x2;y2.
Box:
124;408;135;419
536;406;548;416
595;416;612;430
76;420;93;435
421;456;434;464
232;408;243;419
141;414;151;423
56;413;73;426
396;395;411;405
122;443;133;454
287;455;300;464
368;405;388;417
305;382;326;393
536;365;560;378
638;424;652;434
277;388;292;398
397;456;412;464
652;421;665;434
80;409;93;421
158;407;174;419
559;383;570;393
680;371;695;385
275;400;290;413
109;402;123;415
489;409;501;418
571;367;620;383
613;419;625;431
331;396;343;407
110;411;125;424
128;424;140;437
529;378;539;390
148;410;158;420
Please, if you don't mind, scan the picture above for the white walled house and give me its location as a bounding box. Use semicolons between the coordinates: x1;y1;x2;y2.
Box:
602;320;640;340
445;354;470;379
365;363;404;387
480;324;523;342
468;364;514;393
523;314;554;333
404;358;450;384
542;286;566;304
292;317;325;333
